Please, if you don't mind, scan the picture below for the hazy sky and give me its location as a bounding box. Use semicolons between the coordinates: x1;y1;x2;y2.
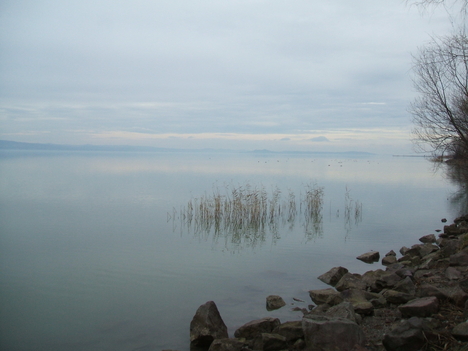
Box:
0;1;453;153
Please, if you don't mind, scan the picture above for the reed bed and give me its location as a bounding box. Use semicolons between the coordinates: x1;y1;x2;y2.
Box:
170;182;362;250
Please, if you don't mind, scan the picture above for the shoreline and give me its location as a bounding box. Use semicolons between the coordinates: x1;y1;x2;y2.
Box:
185;215;468;351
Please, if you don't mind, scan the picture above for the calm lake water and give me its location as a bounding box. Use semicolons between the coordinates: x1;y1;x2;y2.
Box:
0;151;462;350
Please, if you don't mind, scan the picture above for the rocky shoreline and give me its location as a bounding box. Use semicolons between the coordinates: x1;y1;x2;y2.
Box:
178;215;468;351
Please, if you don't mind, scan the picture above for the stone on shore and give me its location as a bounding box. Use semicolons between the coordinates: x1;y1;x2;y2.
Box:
208;338;247;351
382;255;397;266
252;333;288;351
302;315;364;351
317;266;348;286
308;288;342;306
190;301;228;348
382;317;427;351
271;320;304;343
234;317;280;339
450;251;468;266
398;296;439;318
356;250;380;263
335;273;367;292
419;234;437;243
265;295;286;311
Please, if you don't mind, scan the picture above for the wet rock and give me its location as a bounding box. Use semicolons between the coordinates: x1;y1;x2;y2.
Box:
190;301;229;348
361;269;385;292
335;273;367;292
452;322;468;341
398;296;439;318
375;272;402;290
340;289;375;316
317;266;348;287
356;251;380;263
234;317;280;340
302;315;364;351
265;295;286;311
419;234;437;243
308;288;341;306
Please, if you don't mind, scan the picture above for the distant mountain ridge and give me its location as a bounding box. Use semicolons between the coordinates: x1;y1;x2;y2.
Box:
0;140;375;156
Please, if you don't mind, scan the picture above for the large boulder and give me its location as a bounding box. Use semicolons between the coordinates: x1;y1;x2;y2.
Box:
317;266;349;286
234;317;280;340
340;289;374;316
271;320;304;343
190;301;228;348
302;315;364;351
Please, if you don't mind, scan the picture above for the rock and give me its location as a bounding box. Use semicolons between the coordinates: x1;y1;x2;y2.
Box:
417;284;446;300
419;234;437;243
398;296;439;318
375;272;402;290
208;338;248;351
382;255;397;266
400;246;410;255
335;273;367;292
317;266;349;286
271;320;303;343
302;315;364;351
252;333;288;351
382;317;426;351
393;276;416;295
460;278;468;293
419;243;439;257
440;283;468;306
385;250;397;256
452;322;468;341
446;266;462;280
340;289;374;316
450;251;468;266
439;238;461;257
308;288;341;306
356;251;380;263
326;301;360;323
234;317;280;339
190;301;229;348
266;295;286;311
361;269;386;292
442;218;447;222
382;290;415;305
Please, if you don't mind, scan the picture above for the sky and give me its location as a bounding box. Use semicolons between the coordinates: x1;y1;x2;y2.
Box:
0;0;455;154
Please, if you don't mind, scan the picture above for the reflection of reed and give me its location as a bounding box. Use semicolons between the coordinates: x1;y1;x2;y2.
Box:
442;160;468;215
170;182;362;251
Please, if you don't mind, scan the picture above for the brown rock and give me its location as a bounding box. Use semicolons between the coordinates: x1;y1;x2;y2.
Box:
357;251;380;263
266;295;286;311
309;288;341;306
335;273;367;292
419;234;437;243
318;266;349;287
190;301;228;348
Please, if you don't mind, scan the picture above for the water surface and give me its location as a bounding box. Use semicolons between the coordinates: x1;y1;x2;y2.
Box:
0;151;460;350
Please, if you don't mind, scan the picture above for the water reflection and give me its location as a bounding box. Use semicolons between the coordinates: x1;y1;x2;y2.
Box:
171;182;362;252
442;160;468;215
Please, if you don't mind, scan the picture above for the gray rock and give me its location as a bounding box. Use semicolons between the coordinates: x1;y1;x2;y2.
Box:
302;315;364;351
460;278;468;293
271;320;303;343
308;288;341;306
208;338;248;351
440;283;468;306
190;301;229;348
386;250;397;256
444;223;462;235
266;295;286;311
400;246;410;256
419;234;437;243
398;296;439;318
419;243;439;257
326;301;359;323
234;317;280;339
340;289;375;316
446;266;462;280
382;255;397;266
382;317;426;351
452;321;468;341
417;283;446;300
361;269;386;292
356;251;380;263
375;272;402;290
317;266;349;287
335;273;367;292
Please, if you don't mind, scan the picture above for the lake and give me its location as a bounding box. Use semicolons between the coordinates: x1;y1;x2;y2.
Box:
0;150;462;350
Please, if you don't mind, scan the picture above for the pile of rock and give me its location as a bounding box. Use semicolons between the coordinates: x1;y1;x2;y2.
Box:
185;215;468;351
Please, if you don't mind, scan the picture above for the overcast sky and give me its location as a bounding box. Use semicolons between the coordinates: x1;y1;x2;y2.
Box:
0;0;454;153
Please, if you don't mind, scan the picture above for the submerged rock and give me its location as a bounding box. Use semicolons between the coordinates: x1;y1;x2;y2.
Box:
266;295;286;311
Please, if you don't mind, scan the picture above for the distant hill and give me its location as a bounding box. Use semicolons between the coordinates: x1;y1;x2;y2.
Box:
0;140;374;156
